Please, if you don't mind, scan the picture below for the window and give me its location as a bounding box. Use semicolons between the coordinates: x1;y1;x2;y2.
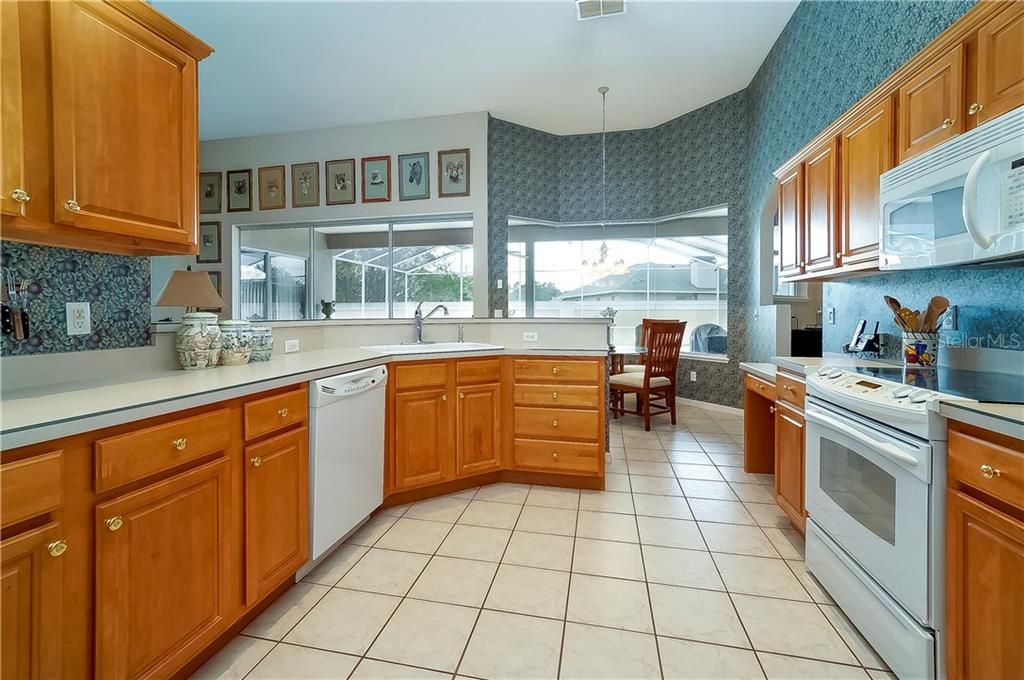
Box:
507;208;728;355
239;227;310;321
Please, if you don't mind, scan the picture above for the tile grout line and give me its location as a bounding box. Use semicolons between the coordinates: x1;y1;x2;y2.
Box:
627;467;667;680
555;488;580;679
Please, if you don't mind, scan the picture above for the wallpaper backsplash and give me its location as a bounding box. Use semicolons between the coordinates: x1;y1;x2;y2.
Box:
0;242;151;356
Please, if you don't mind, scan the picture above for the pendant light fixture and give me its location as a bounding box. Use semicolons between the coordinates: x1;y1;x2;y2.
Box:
584;86;628;276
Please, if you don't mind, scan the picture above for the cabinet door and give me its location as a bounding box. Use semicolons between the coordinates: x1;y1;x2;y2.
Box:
777;165;804;278
49;1;198;246
95;459;229;680
897;44;964;162
803;138;839;272
1;522;65;680
456;382;501;477
245;428;309;604
975;3;1024;125
840;99;893;264
946;490;1024;679
393;387;451;490
0;0;27;218
774;402;805;532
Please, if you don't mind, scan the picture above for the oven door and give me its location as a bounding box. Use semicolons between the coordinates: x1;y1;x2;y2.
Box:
805;402;933;624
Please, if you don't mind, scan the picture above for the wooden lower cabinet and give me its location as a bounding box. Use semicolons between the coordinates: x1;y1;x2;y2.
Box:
774;401;806;532
456;382;501;477
95;458;230;680
244;428;309;604
0;522;65;680
393;387;451;490
742;374;775;475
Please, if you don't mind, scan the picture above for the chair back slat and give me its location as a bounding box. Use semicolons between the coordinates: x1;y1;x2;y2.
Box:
644;320;686;383
638;318;677;366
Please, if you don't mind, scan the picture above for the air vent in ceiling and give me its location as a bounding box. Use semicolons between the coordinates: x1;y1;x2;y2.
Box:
577;0;626;21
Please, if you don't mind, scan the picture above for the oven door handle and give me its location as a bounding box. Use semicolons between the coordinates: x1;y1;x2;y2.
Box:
805;410;920;469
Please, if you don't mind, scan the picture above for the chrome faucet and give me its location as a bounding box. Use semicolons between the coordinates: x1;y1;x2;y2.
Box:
413;301;449;343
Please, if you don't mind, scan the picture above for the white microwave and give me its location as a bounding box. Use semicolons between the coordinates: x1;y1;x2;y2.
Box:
879;105;1024;269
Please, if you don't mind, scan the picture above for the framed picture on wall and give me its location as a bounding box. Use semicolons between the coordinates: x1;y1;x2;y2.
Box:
198;172;222;214
398;152;430;201
226;169;252;212
196;221;221;264
361;155;391;203
438;148;470;197
291;161;320;208
199;271;223;313
325;158;356;205
258;165;287;210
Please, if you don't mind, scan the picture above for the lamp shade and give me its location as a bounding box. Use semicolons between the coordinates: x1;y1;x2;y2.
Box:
155;270;226;310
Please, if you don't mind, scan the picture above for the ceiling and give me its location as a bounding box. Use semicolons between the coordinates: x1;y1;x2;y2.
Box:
154;1;799;141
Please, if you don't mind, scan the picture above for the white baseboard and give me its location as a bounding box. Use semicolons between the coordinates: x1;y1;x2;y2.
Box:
675;396;743;417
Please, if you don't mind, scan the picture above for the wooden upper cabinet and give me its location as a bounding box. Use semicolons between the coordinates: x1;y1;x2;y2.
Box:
946;490;1024;679
898;44;965;162
974;3;1024;125
0;522;65;680
774;401;805;533
244;428;309;604
0;1;28;218
49;1;201;246
455;382;502;477
840;98;894;264
95;459;229;680
803;138;840;272
393;387;451;490
777;164;804;277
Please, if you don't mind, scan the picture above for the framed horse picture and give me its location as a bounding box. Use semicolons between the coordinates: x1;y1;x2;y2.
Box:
398;152;429;201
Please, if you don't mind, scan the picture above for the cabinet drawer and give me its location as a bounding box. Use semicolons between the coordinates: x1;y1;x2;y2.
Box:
244;388;307;441
514;384;602;409
744;374;775;400
949;429;1024;508
393;362;448;390
514;406;600;442
456;358;501;384
95;410;231;493
513;438;601;474
776;372;806;408
513;358;601;383
1;451;63;527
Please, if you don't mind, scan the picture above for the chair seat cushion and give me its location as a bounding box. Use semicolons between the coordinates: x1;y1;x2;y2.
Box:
610;373;671;389
622;364;645;373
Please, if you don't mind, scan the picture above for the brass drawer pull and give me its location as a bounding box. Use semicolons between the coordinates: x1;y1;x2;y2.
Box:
9;188;30;203
442;394;448;401
552;452;559;461
251;456;263;467
552;420;559;428
277;408;289;418
172;437;187;451
105;516;124;532
552;392;558;399
941;117;955;130
459;393;465;399
64;199;81;212
769;406;776;414
968;102;982;115
980;464;1002;480
552;367;560;375
47;540;68;557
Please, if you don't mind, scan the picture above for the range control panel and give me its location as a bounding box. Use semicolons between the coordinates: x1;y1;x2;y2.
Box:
807;367;939;412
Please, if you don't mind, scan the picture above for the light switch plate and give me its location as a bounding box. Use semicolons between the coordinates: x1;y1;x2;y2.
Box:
284;338;300;353
689;371;697;382
522;331;538;342
828;307;836;325
66;302;90;336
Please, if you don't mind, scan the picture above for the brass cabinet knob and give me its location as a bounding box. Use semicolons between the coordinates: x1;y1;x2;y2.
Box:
968;102;982;115
9;188;30;203
441;394;448;401
64;199;81;212
552;452;559;461
459;392;465;399
552;420;559;427
277;408;288;418
941;118;955;129
769;405;776;414
980;464;1001;480
251;456;263;467
105;516;124;532
551;392;558;399
552;367;560;375
172;437;187;451
47;539;68;557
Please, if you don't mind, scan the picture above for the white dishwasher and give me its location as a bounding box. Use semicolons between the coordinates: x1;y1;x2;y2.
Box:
309;365;387;561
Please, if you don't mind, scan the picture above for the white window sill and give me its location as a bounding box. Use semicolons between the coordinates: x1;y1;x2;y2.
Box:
679;352;729;364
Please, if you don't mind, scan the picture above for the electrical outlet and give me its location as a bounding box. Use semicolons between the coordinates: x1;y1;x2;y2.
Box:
494;309;504;318
496;278;503;289
284;338;300;353
689;371;697;382
522;331;538;342
828;307;836;325
66;302;90;336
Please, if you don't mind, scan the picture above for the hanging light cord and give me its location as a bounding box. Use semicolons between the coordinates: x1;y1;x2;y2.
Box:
599;86;609;263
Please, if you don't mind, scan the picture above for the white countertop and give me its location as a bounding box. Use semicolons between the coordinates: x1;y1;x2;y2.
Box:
937;401;1024;441
739;362;777;383
0;346;607;449
771;355;898;375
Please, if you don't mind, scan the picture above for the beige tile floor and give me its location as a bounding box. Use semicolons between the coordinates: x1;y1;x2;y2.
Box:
193;403;896;680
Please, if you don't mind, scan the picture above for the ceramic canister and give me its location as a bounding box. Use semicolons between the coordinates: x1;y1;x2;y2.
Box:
219;320;253;366
175;312;222;370
250;326;274;362
902;332;939;367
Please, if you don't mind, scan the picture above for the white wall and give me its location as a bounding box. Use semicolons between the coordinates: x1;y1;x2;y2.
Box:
191;111;490;318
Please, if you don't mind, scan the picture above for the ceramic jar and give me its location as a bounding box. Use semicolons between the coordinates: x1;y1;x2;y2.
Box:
250;326;274;362
219;320;253;366
902;332;939;366
175;312;222;370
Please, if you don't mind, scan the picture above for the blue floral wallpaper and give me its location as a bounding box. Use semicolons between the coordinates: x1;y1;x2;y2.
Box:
0;242;151;356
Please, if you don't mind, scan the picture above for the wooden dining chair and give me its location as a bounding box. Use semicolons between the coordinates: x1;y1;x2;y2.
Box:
609;320;686;431
622;318;656;374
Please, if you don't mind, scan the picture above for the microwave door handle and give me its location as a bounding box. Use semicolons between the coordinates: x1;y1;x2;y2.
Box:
962;150;996;250
806;410;920;469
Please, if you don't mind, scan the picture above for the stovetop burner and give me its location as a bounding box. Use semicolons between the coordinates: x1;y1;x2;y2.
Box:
850;365;1024;404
